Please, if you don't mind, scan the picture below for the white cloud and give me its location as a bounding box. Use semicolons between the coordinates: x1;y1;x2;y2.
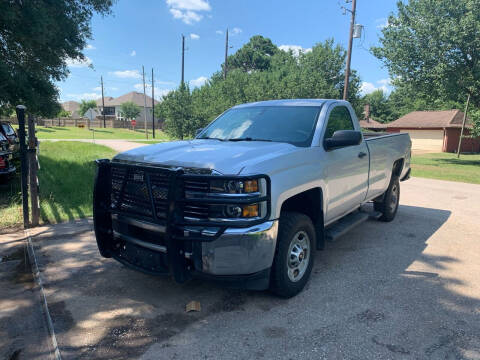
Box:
360;79;392;95
85;44;96;50
110;87;119;91
66;92;100;101
190;33;200;40
375;17;389;29
156;80;176;86
189;76;207;88
231;27;242;35
130;50;136;57
93;86;102;91
134;83;173;100
93;86;118;92
109;70;141;79
66;56;92;68
279;45;312;57
216;30;223;35
166;0;211;24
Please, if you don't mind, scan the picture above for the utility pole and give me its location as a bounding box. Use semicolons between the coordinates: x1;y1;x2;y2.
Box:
181;34;185;85
101;76;106;128
457;93;471;158
142;65;148;139
224;28;229;80
343;0;357;100
151;68;155;139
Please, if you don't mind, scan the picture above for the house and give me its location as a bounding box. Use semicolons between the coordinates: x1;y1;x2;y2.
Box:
100;92;160;122
61;101;81;117
359;105;386;131
61;92;160;122
386;110;480;153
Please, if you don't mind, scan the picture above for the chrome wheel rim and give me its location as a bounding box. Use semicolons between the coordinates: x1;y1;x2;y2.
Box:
287;231;310;282
390;183;399;212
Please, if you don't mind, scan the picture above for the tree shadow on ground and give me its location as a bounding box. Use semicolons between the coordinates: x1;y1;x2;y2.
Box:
431;158;480;166
24;202;480;359
37;156;94;224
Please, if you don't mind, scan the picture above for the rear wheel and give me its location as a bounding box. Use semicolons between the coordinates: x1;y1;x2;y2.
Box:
270;212;315;298
374;176;400;222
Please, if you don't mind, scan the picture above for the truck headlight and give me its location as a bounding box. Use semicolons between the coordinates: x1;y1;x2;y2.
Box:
209;178;263;195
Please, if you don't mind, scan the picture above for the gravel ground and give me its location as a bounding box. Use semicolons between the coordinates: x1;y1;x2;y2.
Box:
3;177;480;359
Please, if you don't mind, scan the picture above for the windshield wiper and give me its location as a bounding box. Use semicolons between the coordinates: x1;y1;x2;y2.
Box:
198;137;225;141
227;137;273;142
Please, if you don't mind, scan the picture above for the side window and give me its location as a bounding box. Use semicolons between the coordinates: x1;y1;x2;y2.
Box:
324;106;354;138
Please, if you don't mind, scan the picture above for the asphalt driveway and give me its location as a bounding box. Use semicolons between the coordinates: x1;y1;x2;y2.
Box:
3;177;480;359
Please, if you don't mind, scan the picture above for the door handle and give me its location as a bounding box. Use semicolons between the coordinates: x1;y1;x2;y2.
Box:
358;152;367;158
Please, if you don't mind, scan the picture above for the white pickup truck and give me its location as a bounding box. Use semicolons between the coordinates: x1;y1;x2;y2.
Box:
93;99;411;297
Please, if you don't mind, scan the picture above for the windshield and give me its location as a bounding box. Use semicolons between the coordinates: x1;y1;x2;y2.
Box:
0;132;6;141
198;106;321;147
1;123;15;136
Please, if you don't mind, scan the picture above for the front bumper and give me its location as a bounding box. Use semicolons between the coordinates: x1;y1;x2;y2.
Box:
93;159;276;289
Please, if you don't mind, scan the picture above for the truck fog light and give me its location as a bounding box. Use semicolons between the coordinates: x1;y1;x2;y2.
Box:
225;205;242;217
242;204;259;218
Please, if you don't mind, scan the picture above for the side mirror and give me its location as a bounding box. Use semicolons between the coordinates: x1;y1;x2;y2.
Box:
324;130;362;150
195;128;203;137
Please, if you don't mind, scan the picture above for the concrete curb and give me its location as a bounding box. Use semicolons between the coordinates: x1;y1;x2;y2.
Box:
24;229;62;360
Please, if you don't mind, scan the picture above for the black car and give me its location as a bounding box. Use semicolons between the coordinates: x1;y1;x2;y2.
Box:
0;131;15;180
0;121;20;157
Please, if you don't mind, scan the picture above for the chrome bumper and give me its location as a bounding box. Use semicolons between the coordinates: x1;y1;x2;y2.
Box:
200;220;278;276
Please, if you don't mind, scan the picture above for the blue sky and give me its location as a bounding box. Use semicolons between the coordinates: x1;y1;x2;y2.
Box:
59;0;399;102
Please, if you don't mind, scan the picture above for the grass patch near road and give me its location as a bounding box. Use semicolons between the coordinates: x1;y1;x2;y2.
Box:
0;141;116;231
411;153;480;184
15;125;170;140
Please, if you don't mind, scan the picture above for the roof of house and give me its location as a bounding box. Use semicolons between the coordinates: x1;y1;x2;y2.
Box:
61;101;80;112
96;97;114;106
104;91;159;107
359;118;386;129
387;110;471;129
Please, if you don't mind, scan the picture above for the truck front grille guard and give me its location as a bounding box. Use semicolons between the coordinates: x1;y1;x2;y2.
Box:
93;159;271;281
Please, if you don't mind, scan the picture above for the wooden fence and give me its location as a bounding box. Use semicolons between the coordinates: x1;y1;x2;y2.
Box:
2;117;164;130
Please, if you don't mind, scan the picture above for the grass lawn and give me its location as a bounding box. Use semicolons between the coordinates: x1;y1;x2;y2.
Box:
411;152;480;184
15;125;171;140
0;141;116;232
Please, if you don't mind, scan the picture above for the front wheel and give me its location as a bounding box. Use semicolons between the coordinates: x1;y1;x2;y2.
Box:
270;212;315;298
374;176;400;222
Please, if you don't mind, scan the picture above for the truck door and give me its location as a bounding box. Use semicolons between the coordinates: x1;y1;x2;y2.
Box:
322;104;369;224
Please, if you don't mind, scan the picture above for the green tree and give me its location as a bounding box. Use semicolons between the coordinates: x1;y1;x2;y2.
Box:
120;101;141;120
57;109;72;118
361;90;392;122
372;0;480;108
78;100;97;116
0;0;114;116
469;109;480;139
159;84;200;140
226;35;279;72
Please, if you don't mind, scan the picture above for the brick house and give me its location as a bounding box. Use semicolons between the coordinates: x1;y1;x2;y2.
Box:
386;110;480;153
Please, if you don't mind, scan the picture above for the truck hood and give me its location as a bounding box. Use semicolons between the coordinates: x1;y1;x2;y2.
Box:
113;139;299;174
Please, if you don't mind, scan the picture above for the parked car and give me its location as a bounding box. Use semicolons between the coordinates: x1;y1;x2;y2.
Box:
0;131;16;181
93;99;412;297
0;121;20;157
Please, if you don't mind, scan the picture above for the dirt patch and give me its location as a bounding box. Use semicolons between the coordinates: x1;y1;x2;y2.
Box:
6;247;34;288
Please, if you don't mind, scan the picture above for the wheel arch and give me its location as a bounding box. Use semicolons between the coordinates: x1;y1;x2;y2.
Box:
279;187;325;250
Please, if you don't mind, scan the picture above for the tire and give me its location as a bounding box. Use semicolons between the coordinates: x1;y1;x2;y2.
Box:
270;212;315;298
374;176;400;222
